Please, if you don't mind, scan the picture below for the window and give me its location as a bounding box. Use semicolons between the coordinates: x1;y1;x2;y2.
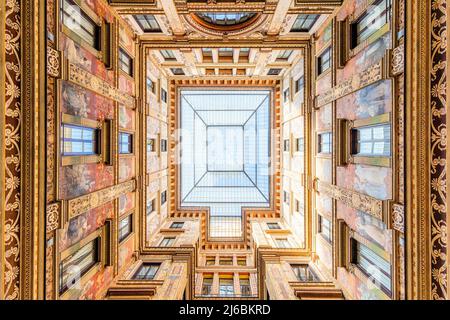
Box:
161;88;168;103
219;276;234;297
283;88;290;102
295;76;304;93
119;132;133;154
283;191;290;205
219;257;233;266
277;50;293;60
317;48;331;76
268;68;282;76
196;12;257;27
146;199;155;216
161;191;167;205
202;275;213;296
61;0;100;50
133;263;160;280
119;215;132;243
237;257;247;266
352;239;392;294
296;138;304;153
318;132;332;154
267;223;281;230
160;139;168;152
159;237;175;247
291;264;320;282
291;14;320;32
295;199;303;214
160;49;176;61
171;68;185;76
351;0;391;48
146;78;156;95
147;139;156;152
119;49;133;76
205;257;216;266
283;139;290;152
133;14;161;32
62;124;98;156
240;276;251;296
218;47;233;56
351;124;391;157
275;238;290;248
318;215;332;243
59;238;99;293
170;222;184;229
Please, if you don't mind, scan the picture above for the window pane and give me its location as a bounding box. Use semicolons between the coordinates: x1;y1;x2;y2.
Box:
62;124;98;156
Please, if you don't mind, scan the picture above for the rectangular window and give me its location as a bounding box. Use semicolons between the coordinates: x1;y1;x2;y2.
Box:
160;49;176;61
159;237;175;247
237;257;247;266
352;124;391;157
283;139;290;152
352;239;392;294
318;215;332;243
219;276;234;297
277;50;293;60
317;48;331;76
132;263;160;280
268;68;282;76
161;191;167;205
291;264;320;282
161;139;168;152
291;14;320;32
318;132;332;154
240;276;251;296
202;275;213;296
161;88;168;103
283;88;290;102
276;238;290;248
146;199;155;216
219;257;233;266
205;257;216;266
295;76;304;93
118;214;132;243
62;124;98;156
133;14;161;32
59;238;99;293
283;191;290;205
267;223;281;230
119;49;133;76
147;139;156;153
351;0;391;48
119;132;133;154
146;78;156;95
171;68;185;76
170;222;184;229
61;0;100;50
296;138;304;153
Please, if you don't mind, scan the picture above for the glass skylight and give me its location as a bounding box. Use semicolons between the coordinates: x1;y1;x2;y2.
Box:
179;90;271;238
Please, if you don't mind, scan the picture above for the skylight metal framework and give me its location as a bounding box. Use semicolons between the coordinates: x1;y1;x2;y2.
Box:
179;90;272;238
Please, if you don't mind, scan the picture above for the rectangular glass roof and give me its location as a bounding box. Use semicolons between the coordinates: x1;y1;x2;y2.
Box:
179;89;271;238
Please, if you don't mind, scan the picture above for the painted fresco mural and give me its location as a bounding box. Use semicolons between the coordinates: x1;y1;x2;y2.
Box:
51;0;138;300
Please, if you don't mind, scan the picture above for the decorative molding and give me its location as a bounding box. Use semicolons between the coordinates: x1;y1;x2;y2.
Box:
67;179;137;220
46;202;63;233
47;47;62;78
391;42;405;76
316;180;388;222
392;204;405;234
64;61;135;107
316;57;388;108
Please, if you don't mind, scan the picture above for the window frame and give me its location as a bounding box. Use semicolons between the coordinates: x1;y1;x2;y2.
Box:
267;222;281;230
317;47;332;77
291;264;320;282
170;222;184;229
119;131;134;155
60;0;102;54
161;88;168;103
60;114;112;167
317;131;332;156
161;190;167;206
133;14;162;33
119;48;134;77
118;213;133;243
146;198;156;216
132;263;161;280
290;14;320;32
159;237;176;247
318;214;332;243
